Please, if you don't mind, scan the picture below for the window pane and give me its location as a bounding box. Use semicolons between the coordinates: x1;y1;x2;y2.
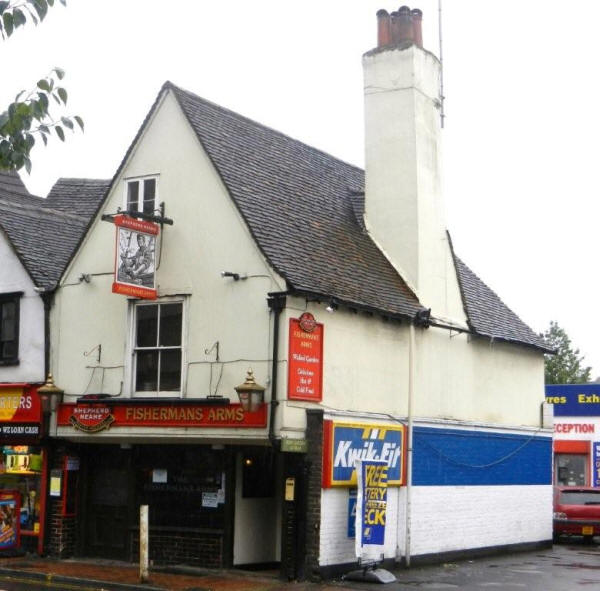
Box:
159;304;182;346
127;181;139;211
136;350;159;391
160;349;181;391
1;302;15;340
2;341;16;359
136;306;158;347
143;179;155;214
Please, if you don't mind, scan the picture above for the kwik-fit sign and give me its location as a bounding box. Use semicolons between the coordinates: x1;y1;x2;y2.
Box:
322;420;405;487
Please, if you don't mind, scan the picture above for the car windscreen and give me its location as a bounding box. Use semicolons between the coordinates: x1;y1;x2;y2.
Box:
559;490;600;505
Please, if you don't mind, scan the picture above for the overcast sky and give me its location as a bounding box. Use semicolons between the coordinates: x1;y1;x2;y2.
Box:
3;1;599;377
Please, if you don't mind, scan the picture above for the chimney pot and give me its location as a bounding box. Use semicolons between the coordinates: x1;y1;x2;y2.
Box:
410;8;423;48
376;9;392;47
392;6;414;45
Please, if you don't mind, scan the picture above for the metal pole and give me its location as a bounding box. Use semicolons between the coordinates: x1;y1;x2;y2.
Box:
140;505;149;583
404;323;416;567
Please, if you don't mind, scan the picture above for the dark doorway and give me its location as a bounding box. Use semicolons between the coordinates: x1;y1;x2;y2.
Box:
83;446;132;560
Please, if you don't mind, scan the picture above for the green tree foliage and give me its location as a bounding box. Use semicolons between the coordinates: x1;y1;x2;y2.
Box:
0;0;82;173
542;321;592;384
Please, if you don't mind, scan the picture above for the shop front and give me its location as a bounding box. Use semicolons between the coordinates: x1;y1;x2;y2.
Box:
0;384;48;555
546;384;600;486
52;398;280;566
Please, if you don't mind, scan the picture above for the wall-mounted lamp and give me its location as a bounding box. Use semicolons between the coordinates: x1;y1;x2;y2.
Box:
221;271;247;281
37;373;64;414
325;299;339;313
234;369;265;412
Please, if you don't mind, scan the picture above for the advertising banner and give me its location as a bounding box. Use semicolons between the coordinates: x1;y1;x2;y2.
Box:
57;401;267;432
0;491;20;550
0;386;42;438
288;313;323;402
112;214;159;299
322;420;405;487
594;443;600;488
355;459;388;561
545;384;600;417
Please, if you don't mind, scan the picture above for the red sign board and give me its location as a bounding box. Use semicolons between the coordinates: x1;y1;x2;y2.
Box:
0;385;42;438
288;314;323;402
112;214;159;300
57;402;267;432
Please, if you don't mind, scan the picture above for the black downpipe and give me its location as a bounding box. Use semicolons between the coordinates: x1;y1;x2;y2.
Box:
267;293;286;448
41;290;54;378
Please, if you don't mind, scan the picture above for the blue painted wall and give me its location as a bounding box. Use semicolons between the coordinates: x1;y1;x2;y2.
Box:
412;427;552;486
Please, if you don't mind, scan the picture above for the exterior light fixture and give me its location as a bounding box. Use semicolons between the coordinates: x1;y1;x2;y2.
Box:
221;271;240;281
325;299;338;313
37;373;64;414
234;369;265;412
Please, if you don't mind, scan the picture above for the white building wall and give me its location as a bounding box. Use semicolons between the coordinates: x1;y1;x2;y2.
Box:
0;229;45;383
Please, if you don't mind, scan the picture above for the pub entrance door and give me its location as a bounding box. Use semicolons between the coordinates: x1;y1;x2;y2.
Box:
82;445;132;560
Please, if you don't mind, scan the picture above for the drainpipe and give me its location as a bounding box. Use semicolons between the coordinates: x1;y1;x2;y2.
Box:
40;289;55;378
404;322;416;567
267;293;286;447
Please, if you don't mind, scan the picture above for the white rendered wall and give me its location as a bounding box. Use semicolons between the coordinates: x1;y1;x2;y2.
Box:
0;229;45;383
52;90;286;441
319;484;552;566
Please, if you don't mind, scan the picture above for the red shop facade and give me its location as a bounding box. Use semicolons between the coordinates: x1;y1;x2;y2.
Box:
49;398;273;566
0;383;49;555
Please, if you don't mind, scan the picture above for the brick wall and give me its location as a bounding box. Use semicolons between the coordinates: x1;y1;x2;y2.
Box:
304;409;323;581
46;447;77;558
130;530;223;567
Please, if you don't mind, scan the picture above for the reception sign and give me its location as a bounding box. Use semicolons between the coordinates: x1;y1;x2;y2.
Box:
58;402;267;432
355;459;388;561
0;385;42;438
112;214;159;300
322;420;405;487
288;313;323;402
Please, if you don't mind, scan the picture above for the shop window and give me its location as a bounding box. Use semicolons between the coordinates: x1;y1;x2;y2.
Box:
0;292;21;365
125;176;158;216
0;446;44;535
133;300;183;395
242;450;274;498
555;453;587;486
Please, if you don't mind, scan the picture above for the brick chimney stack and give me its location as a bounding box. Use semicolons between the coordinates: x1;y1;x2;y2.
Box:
363;7;465;321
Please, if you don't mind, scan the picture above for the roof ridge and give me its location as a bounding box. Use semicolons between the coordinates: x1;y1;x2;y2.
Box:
0;198;87;225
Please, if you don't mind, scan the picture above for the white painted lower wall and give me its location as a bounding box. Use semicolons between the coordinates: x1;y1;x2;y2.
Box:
319;484;552;566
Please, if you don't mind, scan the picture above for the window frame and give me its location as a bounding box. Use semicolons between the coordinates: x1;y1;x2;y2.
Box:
123;174;159;216
127;297;187;398
0;292;22;366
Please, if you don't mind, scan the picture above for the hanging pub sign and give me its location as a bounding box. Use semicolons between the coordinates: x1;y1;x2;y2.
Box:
112;214;159;299
57;401;267;433
355;459;389;561
0;386;42;438
288;313;323;402
322;420;405;487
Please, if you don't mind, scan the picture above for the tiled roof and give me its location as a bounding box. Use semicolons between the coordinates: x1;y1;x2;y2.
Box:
170;84;422;318
453;256;550;352
46;178;110;218
0;175;109;289
167;83;549;352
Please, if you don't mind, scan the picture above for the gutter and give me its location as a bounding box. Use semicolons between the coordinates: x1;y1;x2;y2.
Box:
267;292;287;448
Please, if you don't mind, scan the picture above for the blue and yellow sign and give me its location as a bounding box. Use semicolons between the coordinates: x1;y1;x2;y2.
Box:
546;384;600;417
322;420;405;487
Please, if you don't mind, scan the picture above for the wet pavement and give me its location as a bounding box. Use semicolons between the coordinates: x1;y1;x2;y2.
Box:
0;540;597;590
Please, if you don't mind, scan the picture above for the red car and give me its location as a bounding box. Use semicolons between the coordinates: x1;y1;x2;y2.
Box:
553;486;600;543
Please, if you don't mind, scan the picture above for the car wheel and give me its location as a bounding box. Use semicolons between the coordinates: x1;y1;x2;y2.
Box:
583;535;594;544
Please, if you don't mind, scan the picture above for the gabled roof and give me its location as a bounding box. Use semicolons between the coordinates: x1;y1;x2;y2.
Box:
46;178;111;218
166;83;549;352
0;175;109;290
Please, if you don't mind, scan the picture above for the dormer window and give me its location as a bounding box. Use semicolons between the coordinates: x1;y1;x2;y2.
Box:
125;176;158;216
